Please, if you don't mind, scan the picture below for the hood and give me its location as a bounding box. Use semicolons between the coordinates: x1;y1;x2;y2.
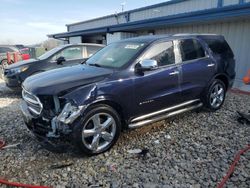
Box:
22;64;113;95
7;59;39;69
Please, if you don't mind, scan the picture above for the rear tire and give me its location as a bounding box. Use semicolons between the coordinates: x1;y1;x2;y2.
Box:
72;104;121;155
202;79;226;111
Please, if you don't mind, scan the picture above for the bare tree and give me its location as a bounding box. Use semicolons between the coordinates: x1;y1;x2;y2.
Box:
42;39;62;50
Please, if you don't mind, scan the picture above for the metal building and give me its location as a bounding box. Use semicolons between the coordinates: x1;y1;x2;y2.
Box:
49;0;250;91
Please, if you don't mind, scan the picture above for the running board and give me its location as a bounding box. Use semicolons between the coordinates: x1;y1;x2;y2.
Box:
131;99;200;122
128;102;203;129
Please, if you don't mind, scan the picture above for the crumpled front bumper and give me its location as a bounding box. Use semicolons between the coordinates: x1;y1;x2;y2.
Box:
20;100;53;135
20;100;85;138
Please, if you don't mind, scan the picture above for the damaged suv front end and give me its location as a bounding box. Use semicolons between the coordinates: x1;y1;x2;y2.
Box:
20;64;113;139
21;90;84;138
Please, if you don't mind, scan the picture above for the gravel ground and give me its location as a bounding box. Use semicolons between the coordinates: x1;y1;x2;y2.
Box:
0;78;249;188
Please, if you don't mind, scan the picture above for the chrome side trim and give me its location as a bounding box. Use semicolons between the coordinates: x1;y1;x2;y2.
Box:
207;63;215;67
131;99;200;123
129;102;203;129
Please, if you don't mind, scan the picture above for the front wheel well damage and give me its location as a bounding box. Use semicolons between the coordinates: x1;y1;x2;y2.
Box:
85;100;127;129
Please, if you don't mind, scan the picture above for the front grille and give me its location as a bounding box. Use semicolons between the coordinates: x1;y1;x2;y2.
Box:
22;88;43;116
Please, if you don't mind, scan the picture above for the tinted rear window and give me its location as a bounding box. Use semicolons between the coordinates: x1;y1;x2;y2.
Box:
204;39;234;58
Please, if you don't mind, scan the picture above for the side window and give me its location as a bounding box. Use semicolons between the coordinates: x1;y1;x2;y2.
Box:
179;39;205;61
0;47;15;53
52;47;83;61
195;40;205;58
143;41;175;67
61;47;82;60
86;46;102;58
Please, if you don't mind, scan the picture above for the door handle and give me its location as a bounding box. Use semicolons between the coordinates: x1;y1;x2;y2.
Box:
207;63;215;67
169;71;179;75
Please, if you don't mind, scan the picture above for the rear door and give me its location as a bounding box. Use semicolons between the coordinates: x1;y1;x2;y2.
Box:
178;38;216;101
133;40;182;116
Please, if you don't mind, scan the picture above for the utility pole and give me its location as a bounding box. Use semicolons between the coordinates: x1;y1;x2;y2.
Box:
121;2;126;12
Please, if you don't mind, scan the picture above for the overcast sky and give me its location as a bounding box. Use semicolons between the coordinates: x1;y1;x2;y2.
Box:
0;0;167;45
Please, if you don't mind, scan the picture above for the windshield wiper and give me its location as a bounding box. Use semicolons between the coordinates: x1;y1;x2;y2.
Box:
88;63;102;67
81;58;88;64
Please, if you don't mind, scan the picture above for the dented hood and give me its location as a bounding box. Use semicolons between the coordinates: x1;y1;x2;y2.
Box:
22;64;113;95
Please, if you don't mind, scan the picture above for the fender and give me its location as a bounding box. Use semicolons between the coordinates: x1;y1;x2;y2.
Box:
61;83;98;105
61;83;127;118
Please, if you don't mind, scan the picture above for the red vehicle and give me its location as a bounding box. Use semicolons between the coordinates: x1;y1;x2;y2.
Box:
0;45;31;68
19;48;30;60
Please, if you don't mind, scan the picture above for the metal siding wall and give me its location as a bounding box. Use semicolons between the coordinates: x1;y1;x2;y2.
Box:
106;32;138;44
223;0;240;6
153;19;250;90
129;0;217;22
69;36;81;44
68;17;118;31
68;0;218;32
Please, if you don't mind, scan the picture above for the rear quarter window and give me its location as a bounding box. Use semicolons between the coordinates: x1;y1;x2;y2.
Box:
204;39;234;58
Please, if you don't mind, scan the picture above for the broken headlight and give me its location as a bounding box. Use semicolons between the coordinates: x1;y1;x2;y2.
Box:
57;102;85;124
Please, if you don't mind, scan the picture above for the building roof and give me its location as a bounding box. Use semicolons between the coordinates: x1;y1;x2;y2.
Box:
65;0;187;27
48;1;250;39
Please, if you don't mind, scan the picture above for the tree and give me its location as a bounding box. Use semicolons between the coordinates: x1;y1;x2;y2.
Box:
42;39;62;51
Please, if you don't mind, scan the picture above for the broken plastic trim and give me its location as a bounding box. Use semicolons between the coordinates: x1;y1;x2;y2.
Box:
57;102;85;124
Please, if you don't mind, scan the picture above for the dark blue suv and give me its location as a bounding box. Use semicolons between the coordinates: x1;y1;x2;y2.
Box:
21;34;235;155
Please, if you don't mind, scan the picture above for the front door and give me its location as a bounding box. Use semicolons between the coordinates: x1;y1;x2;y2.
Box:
133;40;181;118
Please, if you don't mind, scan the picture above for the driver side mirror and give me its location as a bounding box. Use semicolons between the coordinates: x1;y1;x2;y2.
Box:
56;56;66;65
136;59;158;73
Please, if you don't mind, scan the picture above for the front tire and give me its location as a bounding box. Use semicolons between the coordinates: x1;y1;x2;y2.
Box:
203;79;226;111
72;104;121;155
1;59;9;68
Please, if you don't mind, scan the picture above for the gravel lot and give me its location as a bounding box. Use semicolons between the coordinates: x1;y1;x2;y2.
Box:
0;78;249;188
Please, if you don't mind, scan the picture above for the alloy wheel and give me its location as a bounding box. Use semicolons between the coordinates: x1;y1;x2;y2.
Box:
210;83;225;108
81;113;116;152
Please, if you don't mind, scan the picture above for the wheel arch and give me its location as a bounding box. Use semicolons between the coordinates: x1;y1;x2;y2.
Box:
86;99;128;129
214;74;229;90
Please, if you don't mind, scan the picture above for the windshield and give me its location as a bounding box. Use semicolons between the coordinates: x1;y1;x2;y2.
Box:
38;46;63;60
86;42;146;68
